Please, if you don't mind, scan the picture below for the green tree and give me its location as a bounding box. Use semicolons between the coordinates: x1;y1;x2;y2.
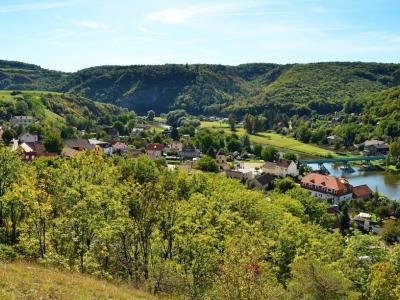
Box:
295;124;312;143
261;146;279;162
243;114;254;134
288;258;356;300
252;144;263;158
197;156;219;173
228;113;236;132
283;152;297;161
113;121;125;135
171;126;180;140
44;131;64;154
147;110;155;121
1;128;15;145
366;262;399;300
389;139;400;165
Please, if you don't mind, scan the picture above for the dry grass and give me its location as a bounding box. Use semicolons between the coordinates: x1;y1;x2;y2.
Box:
0;261;160;300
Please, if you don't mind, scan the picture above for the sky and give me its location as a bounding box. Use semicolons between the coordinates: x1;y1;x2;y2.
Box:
0;0;400;71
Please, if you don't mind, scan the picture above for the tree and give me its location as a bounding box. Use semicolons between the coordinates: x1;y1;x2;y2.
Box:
171;126;180;140
366;262;399;300
1;128;15;145
0;147;22;230
274;177;295;193
283;152;297;161
44;131;64;154
243;114;254;134
197;156;219;173
288;258;356;299
295;125;312;143
253;116;266;133
113;121;125;136
381;220;400;243
261;146;279;162
228;113;236;131
339;205;351;234
241;134;251;152
226;134;242;153
338;124;358;147
390;139;400;165
252;144;263;158
147;110;155;121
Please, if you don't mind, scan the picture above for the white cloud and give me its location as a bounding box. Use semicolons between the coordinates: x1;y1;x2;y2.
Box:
0;1;70;13
138;26;164;36
72;20;109;30
146;4;228;24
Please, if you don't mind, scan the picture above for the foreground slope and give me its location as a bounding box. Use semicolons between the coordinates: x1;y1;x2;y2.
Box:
0;261;159;300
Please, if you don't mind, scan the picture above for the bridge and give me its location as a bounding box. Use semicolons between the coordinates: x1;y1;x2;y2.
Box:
298;156;386;174
298;155;386;165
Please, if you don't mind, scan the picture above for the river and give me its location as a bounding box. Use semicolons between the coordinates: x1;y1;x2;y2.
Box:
308;163;400;201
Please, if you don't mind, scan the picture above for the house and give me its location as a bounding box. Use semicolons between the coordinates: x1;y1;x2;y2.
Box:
88;139;113;155
352;212;374;232
327;135;341;145
181;144;200;159
62;147;79;158
352;184;373;200
166;140;183;152
301;173;353;202
262;159;299;177
225;168;254;182
112;142;129;154
19;142;56;161
216;149;228;170
131;125;152;134
64;139;93;151
103;127;120;137
146;143;164;158
10;116;34;127
18;133;38;143
19;143;36;161
253;173;276;191
130;148;142;157
358;140;389;156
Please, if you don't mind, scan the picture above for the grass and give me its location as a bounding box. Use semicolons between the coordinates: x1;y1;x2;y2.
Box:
0;260;162;300
200;121;336;157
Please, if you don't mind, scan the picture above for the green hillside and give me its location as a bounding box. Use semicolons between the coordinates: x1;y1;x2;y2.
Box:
0;90;126;129
0;261;160;300
1;60;399;116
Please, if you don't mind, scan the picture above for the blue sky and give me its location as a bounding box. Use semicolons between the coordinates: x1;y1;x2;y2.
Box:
1;0;399;71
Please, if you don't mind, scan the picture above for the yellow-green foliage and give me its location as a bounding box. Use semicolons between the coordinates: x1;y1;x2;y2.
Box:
0;148;399;299
0;261;159;300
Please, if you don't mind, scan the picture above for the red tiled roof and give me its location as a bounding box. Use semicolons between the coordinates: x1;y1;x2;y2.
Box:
112;142;127;149
352;184;373;198
301;173;351;195
146;143;164;151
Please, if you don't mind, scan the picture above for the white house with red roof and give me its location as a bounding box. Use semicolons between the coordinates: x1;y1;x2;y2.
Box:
301;173;353;202
146;143;164;158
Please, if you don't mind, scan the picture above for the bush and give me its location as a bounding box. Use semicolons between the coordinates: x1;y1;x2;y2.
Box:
197;156;219;173
0;244;17;261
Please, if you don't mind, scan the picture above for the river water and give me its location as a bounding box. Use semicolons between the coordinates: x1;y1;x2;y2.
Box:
308;163;400;201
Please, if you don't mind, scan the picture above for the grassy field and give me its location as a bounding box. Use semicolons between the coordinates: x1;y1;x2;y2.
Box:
0;261;162;300
200;121;336;157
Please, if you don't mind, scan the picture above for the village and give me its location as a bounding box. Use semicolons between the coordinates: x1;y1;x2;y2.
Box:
3;113;398;242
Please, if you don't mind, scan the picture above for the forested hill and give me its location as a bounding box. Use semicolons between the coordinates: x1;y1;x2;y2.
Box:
1;60;400;115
